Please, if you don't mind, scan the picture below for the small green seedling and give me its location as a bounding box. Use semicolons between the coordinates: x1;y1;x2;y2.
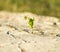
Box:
28;18;34;29
28;18;34;33
24;16;34;34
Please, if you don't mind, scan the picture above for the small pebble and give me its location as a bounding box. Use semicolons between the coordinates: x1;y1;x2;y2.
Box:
7;31;10;34
56;34;60;37
53;22;57;25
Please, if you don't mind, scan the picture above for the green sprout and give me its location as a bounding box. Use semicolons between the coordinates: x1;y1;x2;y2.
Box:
24;16;34;34
28;18;34;29
28;18;34;33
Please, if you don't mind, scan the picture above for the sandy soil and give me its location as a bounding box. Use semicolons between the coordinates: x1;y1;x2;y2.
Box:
0;11;60;52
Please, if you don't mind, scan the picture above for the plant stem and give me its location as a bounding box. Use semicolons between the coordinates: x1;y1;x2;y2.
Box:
31;28;33;34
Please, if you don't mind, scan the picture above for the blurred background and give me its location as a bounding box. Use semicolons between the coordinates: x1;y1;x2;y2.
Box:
0;0;60;18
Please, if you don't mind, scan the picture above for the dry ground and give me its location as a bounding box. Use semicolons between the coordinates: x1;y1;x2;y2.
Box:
0;11;60;52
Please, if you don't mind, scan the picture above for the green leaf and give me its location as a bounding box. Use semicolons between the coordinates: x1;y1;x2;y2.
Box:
28;18;34;29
